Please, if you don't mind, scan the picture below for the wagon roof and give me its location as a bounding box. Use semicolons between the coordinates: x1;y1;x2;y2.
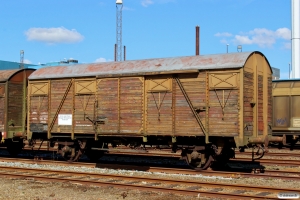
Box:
0;69;23;82
29;51;269;80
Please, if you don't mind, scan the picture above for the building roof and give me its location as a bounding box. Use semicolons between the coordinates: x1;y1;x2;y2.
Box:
0;60;37;70
29;51;270;80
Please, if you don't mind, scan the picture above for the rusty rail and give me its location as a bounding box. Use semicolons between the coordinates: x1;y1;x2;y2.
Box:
0;165;298;199
0;157;300;181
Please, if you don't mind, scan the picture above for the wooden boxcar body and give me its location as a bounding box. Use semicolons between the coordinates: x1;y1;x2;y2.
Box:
0;69;35;153
26;51;277;167
272;79;300;144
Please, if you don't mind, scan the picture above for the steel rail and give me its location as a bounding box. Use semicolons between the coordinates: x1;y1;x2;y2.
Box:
0;165;297;199
0;157;299;181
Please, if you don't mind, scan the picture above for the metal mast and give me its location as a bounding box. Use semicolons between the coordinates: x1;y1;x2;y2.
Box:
20;50;24;69
292;0;300;78
116;0;123;62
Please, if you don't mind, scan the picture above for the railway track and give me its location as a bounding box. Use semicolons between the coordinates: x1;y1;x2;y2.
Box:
0;165;298;199
0;157;300;181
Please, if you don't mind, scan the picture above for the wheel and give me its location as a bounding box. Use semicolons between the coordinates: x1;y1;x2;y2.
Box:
181;149;214;170
59;140;87;162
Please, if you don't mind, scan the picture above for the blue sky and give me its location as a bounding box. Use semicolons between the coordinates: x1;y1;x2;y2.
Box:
0;0;291;78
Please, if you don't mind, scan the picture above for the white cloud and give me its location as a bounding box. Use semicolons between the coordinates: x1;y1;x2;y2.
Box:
220;39;229;44
24;59;31;64
234;35;253;45
249;28;274;37
215;32;232;37
95;57;108;63
236;28;290;48
215;28;291;48
141;0;154;7
235;31;276;48
25;27;84;44
276;28;291;40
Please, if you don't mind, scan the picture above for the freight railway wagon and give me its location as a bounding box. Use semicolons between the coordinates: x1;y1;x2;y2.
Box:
0;69;36;154
3;51;285;169
272;79;300;145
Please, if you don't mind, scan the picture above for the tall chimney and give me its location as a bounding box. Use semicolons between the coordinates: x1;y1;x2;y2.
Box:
196;26;200;55
114;44;117;61
292;0;300;78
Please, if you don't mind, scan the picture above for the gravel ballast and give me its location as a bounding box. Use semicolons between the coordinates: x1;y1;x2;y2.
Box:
0;160;299;199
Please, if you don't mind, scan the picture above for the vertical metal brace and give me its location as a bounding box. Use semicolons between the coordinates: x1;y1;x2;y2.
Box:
205;72;209;144
237;68;244;147
141;77;146;134
27;82;31;140
95;79;99;141
143;136;147;143
71;80;75;140
118;78;120;133
22;70;27;137
172;77;176;136
253;56;258;137
263;59;268;137
4;82;8;138
143;77;148;135
47;80;51;139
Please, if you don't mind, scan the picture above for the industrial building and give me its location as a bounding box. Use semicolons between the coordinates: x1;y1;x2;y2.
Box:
271;67;280;80
0;59;78;70
38;59;78;67
0;60;37;70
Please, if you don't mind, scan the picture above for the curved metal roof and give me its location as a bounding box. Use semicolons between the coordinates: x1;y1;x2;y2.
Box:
29;51;270;80
0;69;21;82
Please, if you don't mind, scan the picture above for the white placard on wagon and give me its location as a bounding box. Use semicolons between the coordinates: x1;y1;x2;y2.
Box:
58;114;72;125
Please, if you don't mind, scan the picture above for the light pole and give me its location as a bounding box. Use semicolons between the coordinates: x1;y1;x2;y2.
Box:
116;0;123;62
289;63;291;79
20;50;24;69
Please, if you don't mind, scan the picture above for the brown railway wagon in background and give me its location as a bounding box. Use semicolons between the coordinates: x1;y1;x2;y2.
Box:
272;79;300;145
26;51;284;169
0;69;35;154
